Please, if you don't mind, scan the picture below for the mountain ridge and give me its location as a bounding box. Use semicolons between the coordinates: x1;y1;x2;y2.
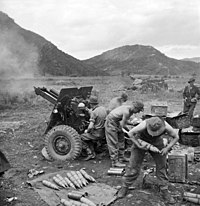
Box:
84;44;200;75
181;57;200;63
0;11;102;77
1;11;199;77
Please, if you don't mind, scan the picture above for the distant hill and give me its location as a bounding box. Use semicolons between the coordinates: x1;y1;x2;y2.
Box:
181;57;200;63
0;11;102;78
84;45;200;76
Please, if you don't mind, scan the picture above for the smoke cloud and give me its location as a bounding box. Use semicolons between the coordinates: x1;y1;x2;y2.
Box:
0;25;40;95
0;29;39;78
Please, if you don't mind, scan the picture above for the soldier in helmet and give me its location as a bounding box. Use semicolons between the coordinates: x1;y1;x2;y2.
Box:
81;96;107;161
105;101;144;167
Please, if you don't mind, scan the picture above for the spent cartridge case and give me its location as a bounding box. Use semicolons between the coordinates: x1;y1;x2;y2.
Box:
107;170;124;175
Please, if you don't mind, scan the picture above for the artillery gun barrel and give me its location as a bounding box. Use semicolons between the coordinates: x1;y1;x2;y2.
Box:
34;87;57;104
50;89;59;98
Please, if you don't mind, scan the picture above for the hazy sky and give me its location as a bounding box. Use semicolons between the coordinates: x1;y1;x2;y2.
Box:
1;0;200;60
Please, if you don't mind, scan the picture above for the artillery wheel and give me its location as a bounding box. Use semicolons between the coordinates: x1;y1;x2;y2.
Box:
45;125;82;161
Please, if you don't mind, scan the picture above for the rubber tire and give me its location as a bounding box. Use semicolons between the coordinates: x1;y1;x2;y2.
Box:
45;125;82;161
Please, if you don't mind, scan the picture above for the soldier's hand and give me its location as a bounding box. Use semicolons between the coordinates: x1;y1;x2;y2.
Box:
191;97;197;102
134;141;148;150
160;147;169;155
84;129;88;133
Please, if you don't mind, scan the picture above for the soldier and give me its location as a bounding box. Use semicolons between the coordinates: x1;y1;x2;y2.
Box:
117;116;179;204
183;77;200;120
108;92;128;113
81;96;107;161
105;101;144;167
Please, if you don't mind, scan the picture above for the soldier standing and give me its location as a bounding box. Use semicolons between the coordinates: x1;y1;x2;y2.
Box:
183;77;200;120
105;101;144;167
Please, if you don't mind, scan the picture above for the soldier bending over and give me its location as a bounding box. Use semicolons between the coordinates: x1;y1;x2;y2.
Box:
105;101;144;167
117;116;179;204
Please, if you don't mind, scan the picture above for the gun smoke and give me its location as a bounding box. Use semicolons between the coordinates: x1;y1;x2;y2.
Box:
0;26;40;96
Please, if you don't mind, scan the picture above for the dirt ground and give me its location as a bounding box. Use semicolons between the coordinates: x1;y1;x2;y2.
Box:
1;76;200;206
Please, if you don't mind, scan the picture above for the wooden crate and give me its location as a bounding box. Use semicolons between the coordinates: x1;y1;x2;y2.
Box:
151;102;168;117
179;128;200;147
168;153;188;183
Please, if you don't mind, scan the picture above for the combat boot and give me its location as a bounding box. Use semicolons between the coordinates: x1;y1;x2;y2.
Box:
160;188;176;204
117;186;128;199
112;161;126;168
83;148;96;161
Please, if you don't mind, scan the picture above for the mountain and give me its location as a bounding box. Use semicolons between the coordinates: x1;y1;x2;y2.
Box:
83;45;200;76
181;57;200;63
0;11;102;78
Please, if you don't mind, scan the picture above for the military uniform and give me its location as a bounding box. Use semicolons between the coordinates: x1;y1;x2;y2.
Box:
122;128;168;187
81;105;107;159
117;117;179;204
183;82;200;119
105;113;125;165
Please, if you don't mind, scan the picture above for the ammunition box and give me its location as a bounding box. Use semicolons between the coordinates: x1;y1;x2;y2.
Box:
168;153;188;183
151;102;168;117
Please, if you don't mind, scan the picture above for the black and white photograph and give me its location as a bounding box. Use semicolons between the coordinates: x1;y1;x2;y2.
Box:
0;0;200;205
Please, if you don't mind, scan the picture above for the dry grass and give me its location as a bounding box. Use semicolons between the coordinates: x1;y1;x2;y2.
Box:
0;75;199;115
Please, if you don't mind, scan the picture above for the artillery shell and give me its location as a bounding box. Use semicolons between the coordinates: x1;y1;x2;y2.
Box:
42;180;59;190
183;197;200;204
69;200;88;206
64;177;76;189
80;197;96;206
61;199;73;206
109;168;125;172
76;171;88;186
107;170;124;175
80;169;96;182
56;174;69;187
184;192;200;199
72;191;88;197
80;203;88;206
70;171;83;187
53;176;66;188
66;172;81;188
138;139;160;153
68;192;82;201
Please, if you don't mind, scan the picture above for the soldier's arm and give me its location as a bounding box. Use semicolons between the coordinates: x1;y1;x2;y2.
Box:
183;86;187;99
160;122;179;155
196;86;200;100
86;111;96;132
120;110;130;129
127;121;148;149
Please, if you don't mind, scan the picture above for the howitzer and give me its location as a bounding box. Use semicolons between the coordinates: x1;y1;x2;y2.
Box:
34;87;58;104
34;86;93;161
